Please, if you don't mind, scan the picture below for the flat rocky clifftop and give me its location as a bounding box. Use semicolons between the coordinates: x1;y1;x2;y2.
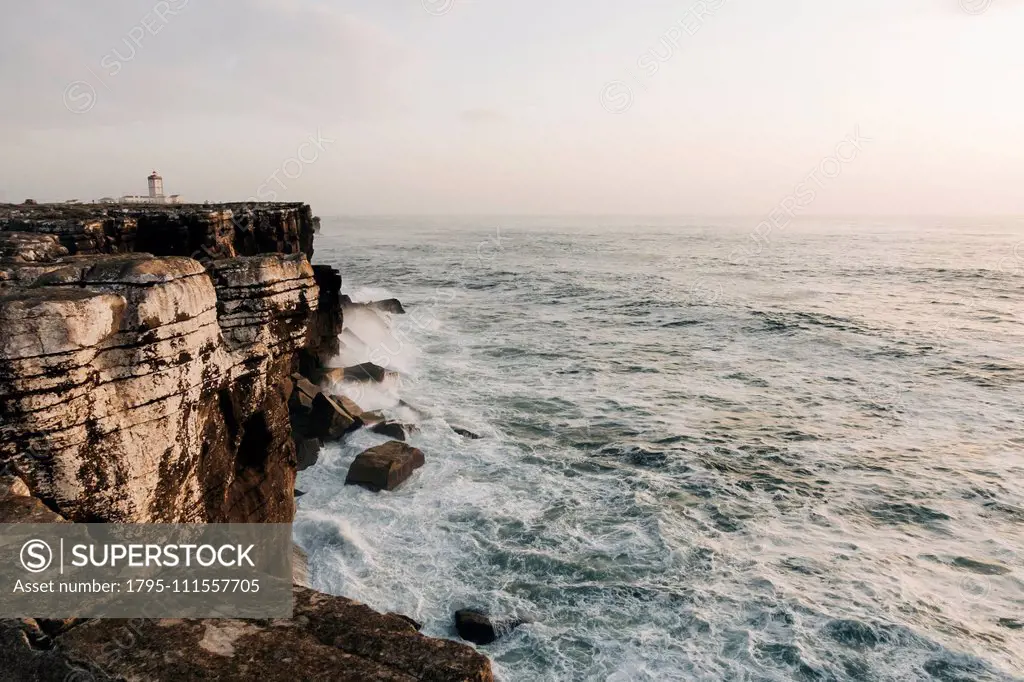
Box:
0;203;493;681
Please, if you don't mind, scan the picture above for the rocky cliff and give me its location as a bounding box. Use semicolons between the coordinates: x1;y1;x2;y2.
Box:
0;203;493;681
0;203;338;523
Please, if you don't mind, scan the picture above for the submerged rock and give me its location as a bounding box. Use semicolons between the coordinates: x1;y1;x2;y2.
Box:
345;441;424;492
341;297;405;316
368;298;406;314
371;420;413;442
451;425;482;440
343;362;393;382
453;610;526;645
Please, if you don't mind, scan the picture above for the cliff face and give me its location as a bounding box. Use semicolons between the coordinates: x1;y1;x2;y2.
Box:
0;203;340;523
0;203;493;681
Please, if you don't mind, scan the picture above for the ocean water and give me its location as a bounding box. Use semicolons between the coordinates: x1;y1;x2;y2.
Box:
295;217;1024;682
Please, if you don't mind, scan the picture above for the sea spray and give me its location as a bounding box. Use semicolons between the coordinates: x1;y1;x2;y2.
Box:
298;217;1024;681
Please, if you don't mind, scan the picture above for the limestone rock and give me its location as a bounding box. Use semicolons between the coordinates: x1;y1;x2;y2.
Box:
0;203;495;678
0;495;69;524
451;425;482;440
0;232;68;263
454;610;526;645
291;373;320;400
372;420;413;442
360;410;386;425
311;393;360;441
345;441;424;492
343;362;393;383
0;586;494;681
336;395;364;419
322;367;346;384
343;297;406;315
0;202;317;259
0;204;331;524
295;437;321;472
369;298;406;314
0;475;31;500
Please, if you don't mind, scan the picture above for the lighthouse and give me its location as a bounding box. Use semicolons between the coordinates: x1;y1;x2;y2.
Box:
147;171;164;200
115;172;182;204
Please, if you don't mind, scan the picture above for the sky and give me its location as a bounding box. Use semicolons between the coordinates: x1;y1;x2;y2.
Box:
1;0;1023;215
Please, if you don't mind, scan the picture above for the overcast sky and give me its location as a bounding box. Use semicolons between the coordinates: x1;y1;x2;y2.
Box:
2;0;1023;215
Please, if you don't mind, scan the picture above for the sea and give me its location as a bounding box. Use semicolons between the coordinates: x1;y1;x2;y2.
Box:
294;216;1024;682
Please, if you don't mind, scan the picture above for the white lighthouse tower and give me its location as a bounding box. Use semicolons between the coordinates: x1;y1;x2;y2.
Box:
147;171;164;201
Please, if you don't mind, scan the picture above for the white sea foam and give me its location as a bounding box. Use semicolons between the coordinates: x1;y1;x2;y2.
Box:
299;220;1024;681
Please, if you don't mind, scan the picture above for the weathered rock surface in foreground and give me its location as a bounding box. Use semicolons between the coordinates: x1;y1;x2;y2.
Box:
346;441;425;492
0;587;493;681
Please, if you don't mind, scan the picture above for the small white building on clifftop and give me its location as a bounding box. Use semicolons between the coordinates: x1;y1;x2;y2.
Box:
114;171;183;205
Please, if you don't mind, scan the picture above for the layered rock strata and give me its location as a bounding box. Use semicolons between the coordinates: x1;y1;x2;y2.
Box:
0;203;339;523
0;203;492;680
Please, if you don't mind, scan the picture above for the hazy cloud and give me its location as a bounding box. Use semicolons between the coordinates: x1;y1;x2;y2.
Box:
460;108;505;124
0;0;414;129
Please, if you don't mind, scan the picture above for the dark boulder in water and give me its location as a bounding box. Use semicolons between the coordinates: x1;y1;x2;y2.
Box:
343;362;393;382
451;425;482;439
345;441;424;492
369;298;406;314
454;610;526;645
372;420;412;441
343;297;406;315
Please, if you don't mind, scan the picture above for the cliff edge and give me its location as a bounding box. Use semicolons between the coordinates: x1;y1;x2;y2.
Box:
0;203;493;681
